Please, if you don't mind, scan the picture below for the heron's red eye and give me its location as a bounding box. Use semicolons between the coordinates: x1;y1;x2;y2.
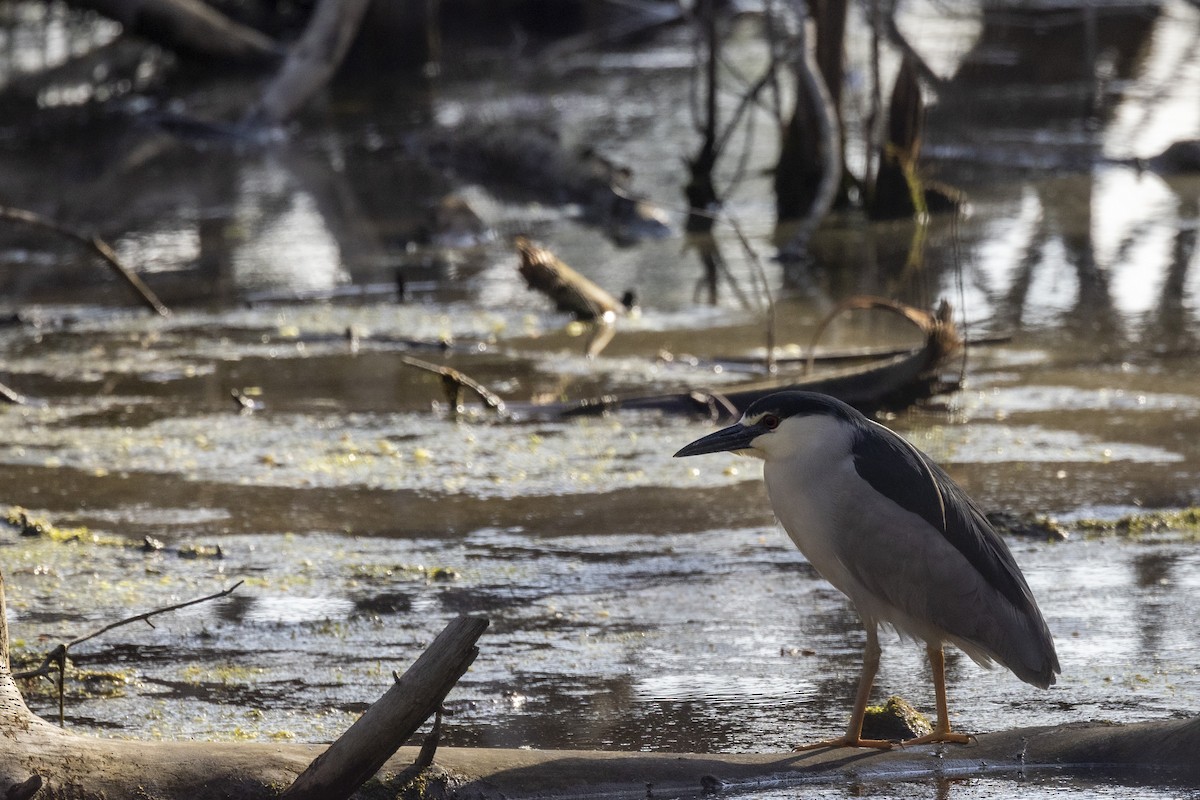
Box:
761;413;780;430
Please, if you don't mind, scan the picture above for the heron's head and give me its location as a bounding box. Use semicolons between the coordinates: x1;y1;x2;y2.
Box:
673;391;860;461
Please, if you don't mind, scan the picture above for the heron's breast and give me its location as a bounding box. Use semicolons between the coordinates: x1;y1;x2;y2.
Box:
763;455;863;593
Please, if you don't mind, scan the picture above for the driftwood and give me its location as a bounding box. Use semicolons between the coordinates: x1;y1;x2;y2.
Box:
376;721;1200;796
337;297;962;422
515;237;625;357
542;298;961;422
515;237;625;322
281;616;487;800
554;346;954;423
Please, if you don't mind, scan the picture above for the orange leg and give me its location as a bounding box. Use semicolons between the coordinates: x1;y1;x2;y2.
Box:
794;625;894;751
902;644;971;746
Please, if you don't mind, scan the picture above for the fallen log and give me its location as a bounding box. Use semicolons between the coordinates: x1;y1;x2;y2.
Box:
353;298;963;422
398;720;1200;797
2;566;1197;797
549;346;955;422
540;299;961;422
515;236;626;322
402;719;1200;797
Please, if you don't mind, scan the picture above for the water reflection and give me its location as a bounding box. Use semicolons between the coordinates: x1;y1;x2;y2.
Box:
1131;551;1177;668
966;167;1200;354
1145;189;1199;354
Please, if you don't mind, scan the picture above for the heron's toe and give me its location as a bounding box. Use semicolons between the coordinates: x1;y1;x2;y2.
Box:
900;730;973;747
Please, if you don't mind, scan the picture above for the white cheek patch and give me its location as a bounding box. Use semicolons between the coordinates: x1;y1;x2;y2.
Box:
756;414;852;461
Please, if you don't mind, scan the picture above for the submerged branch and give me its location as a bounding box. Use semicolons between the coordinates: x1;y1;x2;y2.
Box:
0;206;170;317
400;356;509;419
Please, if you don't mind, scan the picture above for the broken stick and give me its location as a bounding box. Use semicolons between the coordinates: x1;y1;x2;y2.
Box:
281;615;489;800
515;236;625;322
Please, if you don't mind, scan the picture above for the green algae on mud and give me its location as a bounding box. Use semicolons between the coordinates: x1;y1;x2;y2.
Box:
12;658;136;705
4;505;111;545
1069;507;1200;541
860;695;934;742
989;507;1200;543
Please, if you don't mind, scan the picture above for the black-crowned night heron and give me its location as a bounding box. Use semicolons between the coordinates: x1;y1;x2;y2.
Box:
675;391;1059;749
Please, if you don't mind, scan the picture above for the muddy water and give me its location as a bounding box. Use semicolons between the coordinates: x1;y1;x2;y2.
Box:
2;0;1200;796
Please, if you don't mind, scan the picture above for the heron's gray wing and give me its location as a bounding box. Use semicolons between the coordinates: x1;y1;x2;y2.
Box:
848;423;1039;621
845;423;1060;686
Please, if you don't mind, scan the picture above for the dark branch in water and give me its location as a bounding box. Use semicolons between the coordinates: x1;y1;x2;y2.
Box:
13;580;244;725
0;205;170;317
806;295;960;374
400;356;509;420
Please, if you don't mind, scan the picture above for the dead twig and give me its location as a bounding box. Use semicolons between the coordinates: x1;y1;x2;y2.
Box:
0;205;170;317
13;580;244;725
400;356;509;420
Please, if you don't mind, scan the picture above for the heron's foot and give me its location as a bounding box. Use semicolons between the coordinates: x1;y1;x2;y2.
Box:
900;729;972;747
792;735;894;751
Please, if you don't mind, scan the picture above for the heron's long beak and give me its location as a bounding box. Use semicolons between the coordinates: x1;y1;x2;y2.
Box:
674;422;757;457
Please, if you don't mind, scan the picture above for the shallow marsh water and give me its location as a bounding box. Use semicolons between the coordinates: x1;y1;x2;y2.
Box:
2;0;1200;797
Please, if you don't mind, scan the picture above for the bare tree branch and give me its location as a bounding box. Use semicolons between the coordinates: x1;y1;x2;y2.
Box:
0;206;170;317
13;581;244;725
